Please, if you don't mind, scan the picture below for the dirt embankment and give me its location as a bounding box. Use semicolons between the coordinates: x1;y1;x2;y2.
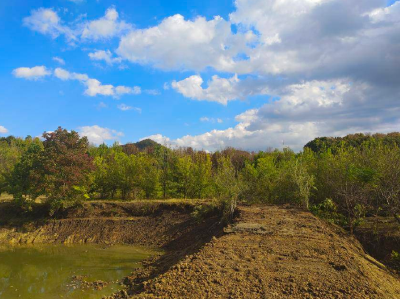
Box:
0;202;399;298
127;205;400;299
0;200;221;247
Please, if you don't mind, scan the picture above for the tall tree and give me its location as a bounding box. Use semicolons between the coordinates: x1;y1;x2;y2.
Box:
38;127;94;208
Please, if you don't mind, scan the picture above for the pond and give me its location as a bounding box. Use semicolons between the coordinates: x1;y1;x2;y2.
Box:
0;244;157;299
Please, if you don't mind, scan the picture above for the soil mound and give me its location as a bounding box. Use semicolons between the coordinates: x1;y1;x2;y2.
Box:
131;205;400;299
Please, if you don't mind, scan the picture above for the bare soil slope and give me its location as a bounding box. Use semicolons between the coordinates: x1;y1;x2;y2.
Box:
0;200;217;247
133;205;400;299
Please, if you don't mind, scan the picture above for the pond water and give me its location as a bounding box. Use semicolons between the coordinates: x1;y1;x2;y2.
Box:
0;244;157;299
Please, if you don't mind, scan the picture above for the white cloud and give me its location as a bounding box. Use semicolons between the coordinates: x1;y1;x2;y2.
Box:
0;126;8;134
84;79;140;98
117;104;142;113
172;74;269;105
115;0;400;86
81;7;131;40
116;85;141;95
145;78;400;151
23;7;130;43
20;1;400;151
117;14;254;71
12;66;51;80
54;68;71;80
52;57;65;65
163;82;170;90
54;68;89;81
52;67;140;98
79;125;123;145
84;79;114;96
88;50;122;65
23;8;76;41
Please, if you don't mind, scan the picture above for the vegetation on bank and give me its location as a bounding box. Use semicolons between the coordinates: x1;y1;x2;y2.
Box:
1;127;400;233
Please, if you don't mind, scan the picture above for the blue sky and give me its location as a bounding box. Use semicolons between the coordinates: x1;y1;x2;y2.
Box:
1;0;399;151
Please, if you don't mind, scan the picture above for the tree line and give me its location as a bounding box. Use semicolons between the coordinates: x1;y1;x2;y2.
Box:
1;127;399;231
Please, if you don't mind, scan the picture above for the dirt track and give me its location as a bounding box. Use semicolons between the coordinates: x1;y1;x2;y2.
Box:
130;205;400;299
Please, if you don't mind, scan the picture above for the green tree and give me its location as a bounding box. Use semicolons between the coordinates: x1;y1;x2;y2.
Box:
175;155;195;199
38;127;94;209
291;153;315;209
192;152;212;198
215;156;242;219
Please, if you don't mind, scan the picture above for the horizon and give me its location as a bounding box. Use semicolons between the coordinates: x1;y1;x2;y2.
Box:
1;0;399;152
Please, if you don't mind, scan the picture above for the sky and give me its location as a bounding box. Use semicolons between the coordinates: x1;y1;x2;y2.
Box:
0;0;399;151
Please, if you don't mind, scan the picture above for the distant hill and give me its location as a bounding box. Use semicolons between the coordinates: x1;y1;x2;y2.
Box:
304;132;400;153
134;139;161;150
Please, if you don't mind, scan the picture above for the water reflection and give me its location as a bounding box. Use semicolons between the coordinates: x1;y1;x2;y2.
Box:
0;244;156;299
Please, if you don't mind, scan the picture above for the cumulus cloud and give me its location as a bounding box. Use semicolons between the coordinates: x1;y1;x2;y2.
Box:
172;74;269;105
84;79;140;97
78;125;123;145
81;7;131;40
88;50;122;65
23;8;76;41
145;78;400;151
52;67;140;98
54;67;88;81
117;14;254;71
21;1;400;151
139;1;400;150
84;79;114;96
52;57;65;65
116;0;400;87
12;66;51;80
23;7;130;43
0;126;8;134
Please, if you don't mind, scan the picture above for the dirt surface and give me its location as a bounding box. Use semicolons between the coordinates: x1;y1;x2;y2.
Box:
1;202;399;298
128;205;400;299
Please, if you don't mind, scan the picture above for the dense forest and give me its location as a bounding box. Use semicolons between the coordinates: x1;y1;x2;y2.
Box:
1;127;400;232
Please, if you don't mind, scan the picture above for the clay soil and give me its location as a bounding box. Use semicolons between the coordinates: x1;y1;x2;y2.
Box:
126;205;400;299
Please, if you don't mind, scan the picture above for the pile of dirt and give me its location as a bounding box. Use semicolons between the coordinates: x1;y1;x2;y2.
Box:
127;205;400;299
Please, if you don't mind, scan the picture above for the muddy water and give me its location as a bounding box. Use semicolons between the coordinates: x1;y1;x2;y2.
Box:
0;244;157;299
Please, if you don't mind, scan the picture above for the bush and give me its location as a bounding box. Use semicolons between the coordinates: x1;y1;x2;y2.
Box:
310;199;347;226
